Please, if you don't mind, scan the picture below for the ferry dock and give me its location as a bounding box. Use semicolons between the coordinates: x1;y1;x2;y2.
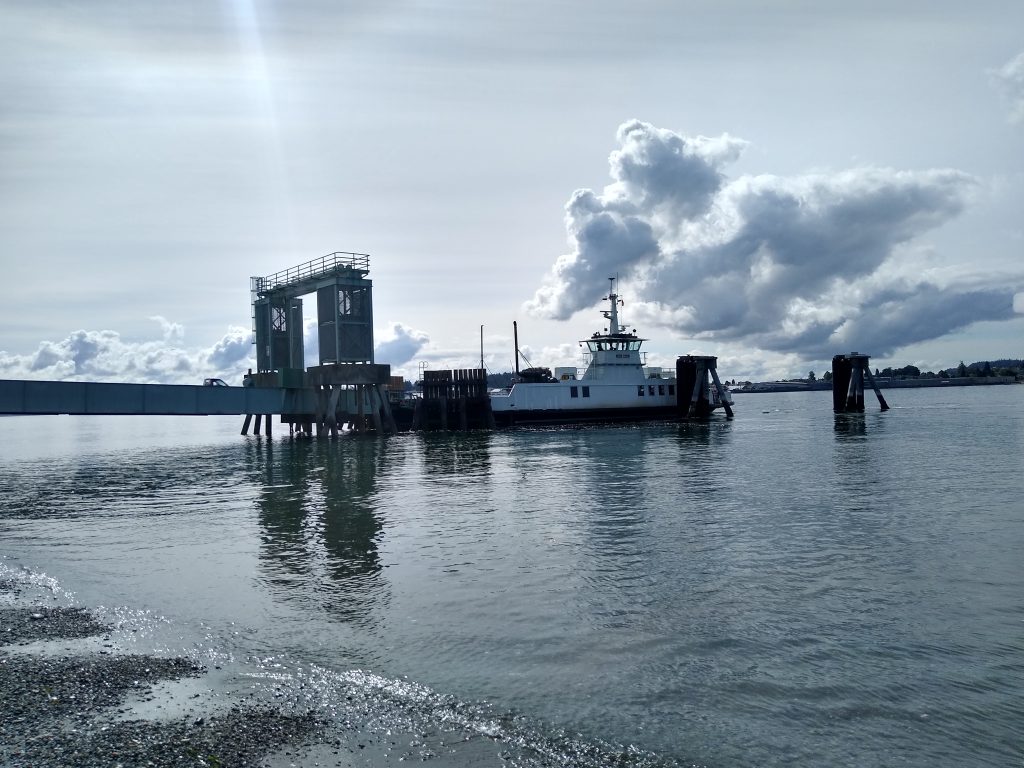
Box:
0;252;741;433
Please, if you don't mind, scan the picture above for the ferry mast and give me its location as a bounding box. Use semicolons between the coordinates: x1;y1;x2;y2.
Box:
602;277;625;335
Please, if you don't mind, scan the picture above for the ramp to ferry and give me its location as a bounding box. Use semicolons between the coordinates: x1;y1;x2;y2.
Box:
0;379;297;416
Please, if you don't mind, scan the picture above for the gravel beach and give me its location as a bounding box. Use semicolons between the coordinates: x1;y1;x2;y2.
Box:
1;580;326;767
1;574;510;768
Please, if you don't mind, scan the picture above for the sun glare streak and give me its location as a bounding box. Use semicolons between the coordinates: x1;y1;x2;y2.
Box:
225;0;296;251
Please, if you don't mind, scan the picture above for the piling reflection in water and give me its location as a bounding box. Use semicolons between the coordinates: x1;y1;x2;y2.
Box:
246;437;390;626
418;430;493;480
831;412;893;501
833;413;868;438
3;442;249;522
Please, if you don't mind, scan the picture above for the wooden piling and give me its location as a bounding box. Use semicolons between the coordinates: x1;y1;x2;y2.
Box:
832;353;889;412
417;368;490;431
863;366;890;411
675;355;729;418
327;386;343;437
370;384;398;434
708;364;734;419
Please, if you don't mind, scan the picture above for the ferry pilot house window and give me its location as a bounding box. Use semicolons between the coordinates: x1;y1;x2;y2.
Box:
638;385;645;397
271;307;287;332
570;386;579;398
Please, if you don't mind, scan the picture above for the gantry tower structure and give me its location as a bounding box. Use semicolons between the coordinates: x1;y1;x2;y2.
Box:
249;251;397;434
251;251;374;371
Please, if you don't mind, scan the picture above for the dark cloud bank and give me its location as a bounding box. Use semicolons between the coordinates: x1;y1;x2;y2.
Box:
527;120;1023;360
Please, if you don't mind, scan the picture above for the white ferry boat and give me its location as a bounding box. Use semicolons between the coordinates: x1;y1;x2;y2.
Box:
489;280;732;426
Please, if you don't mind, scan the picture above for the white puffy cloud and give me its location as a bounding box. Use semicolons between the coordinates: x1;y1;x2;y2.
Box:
527;120;1023;360
0;319;255;384
526;119;746;320
0;318;439;384
609;119;747;220
991;51;1024;124
150;315;185;344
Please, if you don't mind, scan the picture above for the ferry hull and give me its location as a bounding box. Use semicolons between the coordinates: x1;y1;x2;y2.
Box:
492;404;679;427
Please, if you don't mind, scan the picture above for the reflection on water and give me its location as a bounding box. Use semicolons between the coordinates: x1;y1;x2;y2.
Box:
419;431;493;479
0;442;251;522
247;437;389;627
2;389;1023;768
833;412;867;438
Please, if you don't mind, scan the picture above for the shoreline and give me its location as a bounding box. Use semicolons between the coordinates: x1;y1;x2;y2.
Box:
1;594;326;767
0;574;523;768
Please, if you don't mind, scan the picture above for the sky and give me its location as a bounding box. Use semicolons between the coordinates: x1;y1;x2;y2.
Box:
2;0;1023;384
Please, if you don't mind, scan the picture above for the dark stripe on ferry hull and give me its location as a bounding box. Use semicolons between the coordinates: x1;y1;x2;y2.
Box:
492;405;682;427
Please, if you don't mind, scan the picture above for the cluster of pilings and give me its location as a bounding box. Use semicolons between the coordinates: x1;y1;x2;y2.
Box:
240;412;273;437
240;367;498;436
241;363;400;436
676;355;734;419
412;368;494;431
832;353;889;413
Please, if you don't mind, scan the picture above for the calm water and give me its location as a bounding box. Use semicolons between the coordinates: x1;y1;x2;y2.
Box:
1;386;1022;767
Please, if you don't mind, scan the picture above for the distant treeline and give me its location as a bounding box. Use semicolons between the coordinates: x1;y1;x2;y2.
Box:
872;359;1023;380
748;359;1024;387
717;359;1023;389
486;372;516;388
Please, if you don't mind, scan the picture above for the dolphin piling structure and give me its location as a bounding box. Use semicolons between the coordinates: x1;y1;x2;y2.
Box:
832;353;890;412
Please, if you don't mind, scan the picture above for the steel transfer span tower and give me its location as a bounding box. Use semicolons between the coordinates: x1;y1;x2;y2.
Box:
251;251;374;372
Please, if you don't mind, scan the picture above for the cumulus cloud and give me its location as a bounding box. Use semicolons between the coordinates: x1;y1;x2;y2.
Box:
990;51;1024;124
374;323;430;367
527;119;746;319
0;317;437;384
0;319;256;384
527;120;1023;359
150;315;185;343
206;326;254;369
